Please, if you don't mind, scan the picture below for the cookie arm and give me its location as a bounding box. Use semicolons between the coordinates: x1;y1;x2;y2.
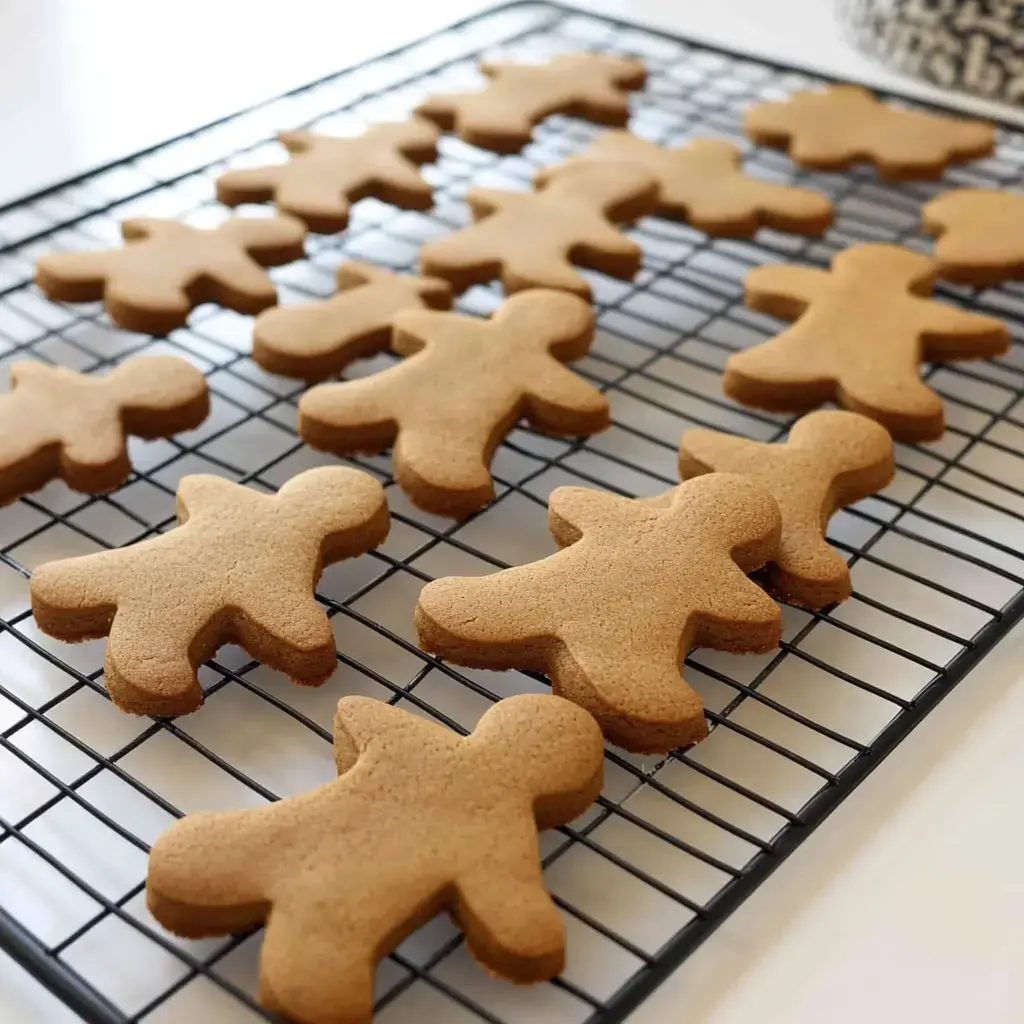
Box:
216;165;285;206
36;250;114;303
678;429;755;478
745;264;830;318
546;486;641;545
420;223;502;293
147;807;275;938
415;569;556;664
916;303;1009;361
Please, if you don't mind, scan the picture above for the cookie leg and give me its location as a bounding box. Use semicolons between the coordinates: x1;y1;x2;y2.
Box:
274;177;352;235
259;908;375;1024
420;229;501;294
393;416;506;517
770;529;852;608
60;421;132;494
239;594;337;686
455;865;565;982
836;363;945;441
104;276;193;335
105;610;206;716
552;633;708;753
202;253;279;316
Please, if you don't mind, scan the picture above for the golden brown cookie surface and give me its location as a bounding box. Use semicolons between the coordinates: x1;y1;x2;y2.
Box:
30;467;389;717
299;289;609;517
540;133;833;236
416;474;782;753
216;120;439;233
724;244;1008;440
35;215;306;335
673;411;894;608
0;356;208;504
923;188;1024;286
252;262;453;380
420;160;657;298
417;53;646;153
147;692;604;1024
745;85;994;180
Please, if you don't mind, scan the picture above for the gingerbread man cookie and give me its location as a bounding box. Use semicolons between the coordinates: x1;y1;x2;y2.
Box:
417;53;646;153
420;160;657;298
922;188;1024;286
665;411;894;608
30;467;389;717
148;693;602;1024
724;244;1009;440
216;120;440;233
538;133;834;236
417;475;782;753
300;290;609;517
252;262;453;380
745;85;994;180
0;356;208;504
35;215;306;335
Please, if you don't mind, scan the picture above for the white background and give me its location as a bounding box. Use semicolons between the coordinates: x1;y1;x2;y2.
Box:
0;2;1022;1022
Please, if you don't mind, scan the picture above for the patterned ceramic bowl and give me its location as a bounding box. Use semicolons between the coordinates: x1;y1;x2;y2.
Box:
837;0;1024;102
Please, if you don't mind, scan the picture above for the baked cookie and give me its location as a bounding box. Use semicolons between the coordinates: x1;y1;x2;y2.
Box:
417;474;782;753
420;160;657;298
35;215;306;335
30;467;389;717
0;356;208;504
147;693;604;1024
417;53;646;153
745;84;994;180
299;289;609;517
216;120;439;233
724;244;1008;440
252;262;452;381
923;188;1024;286
667;411;895;608
539;133;833;236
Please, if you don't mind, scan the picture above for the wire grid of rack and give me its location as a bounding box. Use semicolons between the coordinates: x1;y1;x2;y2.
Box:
1;3;1024;1023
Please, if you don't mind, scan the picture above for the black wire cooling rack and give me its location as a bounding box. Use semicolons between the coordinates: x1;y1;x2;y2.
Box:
1;3;1024;1023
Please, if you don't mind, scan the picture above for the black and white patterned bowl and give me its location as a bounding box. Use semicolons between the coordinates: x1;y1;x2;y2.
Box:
838;0;1024;103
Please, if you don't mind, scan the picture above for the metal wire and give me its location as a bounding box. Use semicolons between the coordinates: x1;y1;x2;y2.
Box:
0;3;1023;1022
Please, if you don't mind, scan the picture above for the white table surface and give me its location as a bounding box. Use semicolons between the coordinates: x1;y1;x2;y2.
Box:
1;1;1023;1022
